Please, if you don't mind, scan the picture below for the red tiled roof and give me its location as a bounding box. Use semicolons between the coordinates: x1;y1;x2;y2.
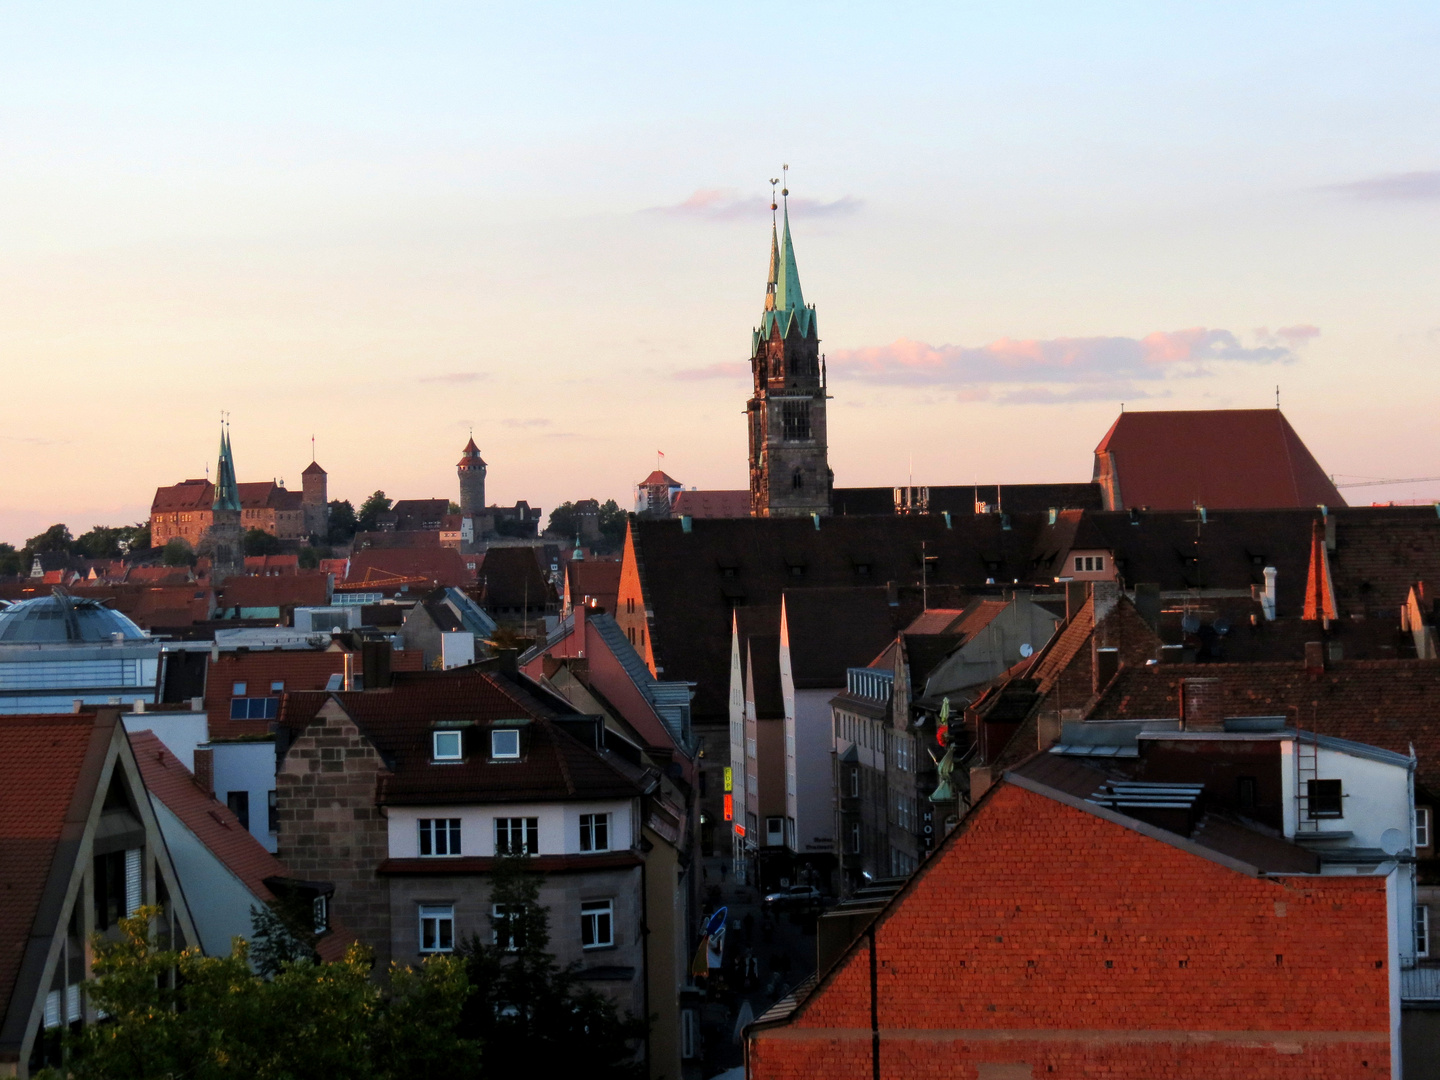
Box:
244;555;300;575
206;651;350;740
344;548;476;590
130;730;287;901
567;560;622;615
236;482;281;510
128;730;354;962
0;714;103;1029
217;575;329;612
151;479;213;513
670;489;750;519
302;460;327;476
1094;408;1344;511
639;470;681;488
128;566;195;586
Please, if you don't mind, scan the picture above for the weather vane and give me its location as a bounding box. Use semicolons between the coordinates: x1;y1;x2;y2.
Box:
770;176;779;222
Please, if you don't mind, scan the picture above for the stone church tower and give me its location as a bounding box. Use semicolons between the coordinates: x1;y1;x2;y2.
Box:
203;424;243;584
301;458;329;539
747;196;831;517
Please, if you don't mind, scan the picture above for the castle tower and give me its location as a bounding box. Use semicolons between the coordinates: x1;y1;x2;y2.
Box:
457;437;487;516
747;189;831;517
204;424;243;584
301;459;329;539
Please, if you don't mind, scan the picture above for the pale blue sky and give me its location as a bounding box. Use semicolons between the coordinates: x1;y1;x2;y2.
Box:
3;3;1439;541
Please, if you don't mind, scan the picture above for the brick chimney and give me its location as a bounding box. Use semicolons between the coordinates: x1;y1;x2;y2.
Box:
193;747;214;797
1092;581;1120;624
1093;646;1120;694
1304;640;1325;676
1179;677;1223;731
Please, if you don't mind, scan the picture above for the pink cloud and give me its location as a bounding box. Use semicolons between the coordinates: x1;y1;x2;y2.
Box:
674;360;750;380
645;189;862;222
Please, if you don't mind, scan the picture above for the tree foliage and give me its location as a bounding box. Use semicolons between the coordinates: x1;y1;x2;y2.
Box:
356;491;392;533
161;538;196;567
457;855;646;1080
242;527;283;557
326;499;357;544
546;499;628;553
44;907;477;1080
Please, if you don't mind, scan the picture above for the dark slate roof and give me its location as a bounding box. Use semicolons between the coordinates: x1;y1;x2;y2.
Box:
1329;506;1440;618
832;484;1102;517
632;515;1041;720
1094;408;1343;511
783;588;908;688
746;634;784;719
475;547;555;609
283;666;646;806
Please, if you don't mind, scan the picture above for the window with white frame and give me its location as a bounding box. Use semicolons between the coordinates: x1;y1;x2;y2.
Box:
581;900;614;949
419;818;462;856
492;904;523;950
495;816;538;855
848;766;860;798
1417;807;1432;849
1418;904;1430;959
579;813;610;852
432;730;463;762
848;821;861;854
491;728;521;759
766;817;784;845
419;905;455;953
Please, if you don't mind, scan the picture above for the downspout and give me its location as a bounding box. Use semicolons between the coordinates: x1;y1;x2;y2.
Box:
869;925;880;1080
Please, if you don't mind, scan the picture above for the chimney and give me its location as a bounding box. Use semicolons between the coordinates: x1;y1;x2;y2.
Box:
1262;567;1278;621
190;696;203;712
361;640;392;690
1179;677;1223;731
1304;640;1325;675
1065;581;1088;622
132;699;146;714
1091;580;1120;624
193;747;214;797
72;699;84;714
1094;647;1120;693
342;652;355;691
497;648;518;675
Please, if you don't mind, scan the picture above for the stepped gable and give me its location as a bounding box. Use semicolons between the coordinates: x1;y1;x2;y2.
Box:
1093;408;1344;511
282;666;645;806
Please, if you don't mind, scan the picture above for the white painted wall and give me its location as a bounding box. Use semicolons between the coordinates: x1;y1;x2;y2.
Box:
151;800;265;961
386;799;636;859
123;710;208;771
211;740;279;853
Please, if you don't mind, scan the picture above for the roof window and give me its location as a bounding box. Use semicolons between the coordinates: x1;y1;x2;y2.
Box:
432;730;463;762
491;728;521;760
232;682;247;696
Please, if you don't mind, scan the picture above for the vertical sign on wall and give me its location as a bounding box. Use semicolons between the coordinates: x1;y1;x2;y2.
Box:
723;767;733;792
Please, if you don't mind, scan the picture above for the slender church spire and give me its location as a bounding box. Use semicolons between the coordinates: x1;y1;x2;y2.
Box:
213;418;241;512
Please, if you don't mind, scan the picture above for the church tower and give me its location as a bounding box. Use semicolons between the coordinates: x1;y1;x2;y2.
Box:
747;185;831;517
204;423;243;584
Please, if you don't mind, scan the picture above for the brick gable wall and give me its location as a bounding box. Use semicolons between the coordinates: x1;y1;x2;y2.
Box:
276;700;392;966
748;782;1393;1079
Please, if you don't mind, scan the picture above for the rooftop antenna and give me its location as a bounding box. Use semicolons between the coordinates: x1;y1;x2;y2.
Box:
311;434;315;463
921;539;928;612
1276;384;1281;409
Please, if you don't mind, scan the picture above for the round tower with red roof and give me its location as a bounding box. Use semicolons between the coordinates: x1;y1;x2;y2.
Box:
457;437;487;517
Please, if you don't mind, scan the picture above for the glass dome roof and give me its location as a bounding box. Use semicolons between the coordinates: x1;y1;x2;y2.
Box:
0;590;147;643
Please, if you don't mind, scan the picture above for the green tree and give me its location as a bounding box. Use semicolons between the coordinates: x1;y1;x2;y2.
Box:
598;499;628;550
448;500;462;515
357;491;392;533
47;907;477;1080
242;527;282;557
25;523;73;554
328;498;357;543
547;501;577;538
0;543;21;578
73;524;149;559
298;545;331;570
161;538;195;567
458;855;645;1080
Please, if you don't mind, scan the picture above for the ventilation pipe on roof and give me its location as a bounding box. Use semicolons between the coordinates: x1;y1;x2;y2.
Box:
1262;567;1278;621
342;652;354;692
812;513;821;530
943;511;952;529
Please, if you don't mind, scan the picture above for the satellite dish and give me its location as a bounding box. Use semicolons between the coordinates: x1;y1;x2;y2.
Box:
1019;643;1034;658
1181;614;1201;634
1214;617;1231;636
1380;828;1406;856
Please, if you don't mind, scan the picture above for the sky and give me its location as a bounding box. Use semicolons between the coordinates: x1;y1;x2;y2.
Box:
3;2;1440;544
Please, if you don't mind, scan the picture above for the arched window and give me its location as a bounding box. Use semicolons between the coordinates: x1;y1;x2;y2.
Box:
792;471;804;491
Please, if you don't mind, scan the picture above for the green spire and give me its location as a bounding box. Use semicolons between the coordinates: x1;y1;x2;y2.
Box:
774;203;804;312
213;424;241;512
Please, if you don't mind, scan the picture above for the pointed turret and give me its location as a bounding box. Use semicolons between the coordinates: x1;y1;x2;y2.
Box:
213;427;241;512
774;204;805;312
764;223;780;312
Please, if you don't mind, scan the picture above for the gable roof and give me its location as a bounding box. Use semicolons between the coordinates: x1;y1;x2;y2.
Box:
282;667;647;806
0;714;104;1033
669;489;751;519
783;588;910;688
1094;409;1344;511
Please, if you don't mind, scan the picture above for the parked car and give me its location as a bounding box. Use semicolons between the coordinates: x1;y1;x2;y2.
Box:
762;885;823;910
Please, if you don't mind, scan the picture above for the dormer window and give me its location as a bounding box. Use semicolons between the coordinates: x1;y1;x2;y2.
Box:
491;729;521;760
432;730;463;762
